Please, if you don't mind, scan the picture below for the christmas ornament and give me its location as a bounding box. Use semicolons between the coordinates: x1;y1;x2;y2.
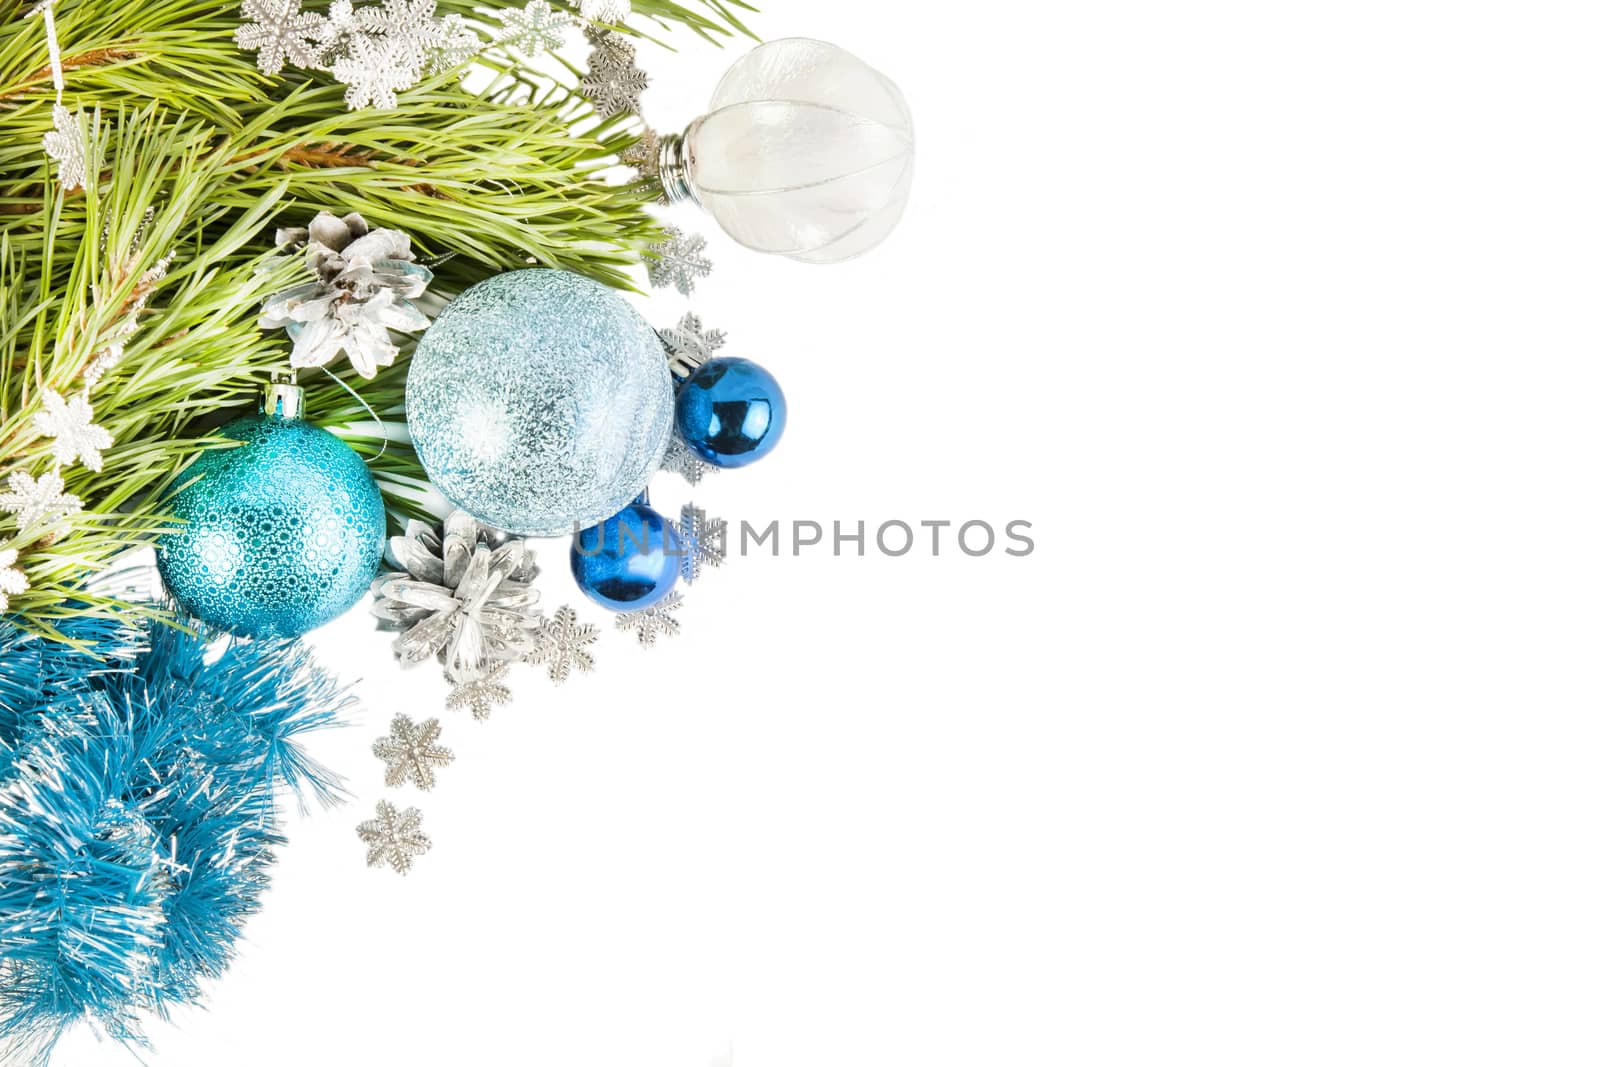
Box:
571;497;679;612
234;0;484;109
0;613;347;1058
658;311;726;379
676;357;787;468
675;503;727;584
259;211;433;379
445;661;514;719
35;388;112;471
370;511;542;690
657;38;916;263
357;800;432;875
155;375;386;638
617;590;684;647
646;225;713;296
659;432;716;486
373;714;455;791
0;544;26;611
406;269;674;536
579;27;649;118
526;605;600;683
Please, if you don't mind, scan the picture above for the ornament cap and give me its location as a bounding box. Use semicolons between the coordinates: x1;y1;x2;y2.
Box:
657;131;698;207
263;371;305;419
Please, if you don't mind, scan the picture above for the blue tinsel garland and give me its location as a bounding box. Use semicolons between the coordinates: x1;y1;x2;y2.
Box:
0;613;349;1063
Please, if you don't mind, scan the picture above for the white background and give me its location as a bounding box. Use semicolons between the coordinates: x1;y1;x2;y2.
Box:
56;0;1600;1064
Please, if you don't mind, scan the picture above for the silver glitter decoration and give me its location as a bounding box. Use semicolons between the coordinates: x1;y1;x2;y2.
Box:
234;0;326;73
647;227;712;296
526;605;598;683
660;432;715;487
405;270;674;537
31;4;86;191
675;504;726;584
446;661;513;720
658;312;725;380
617;592;682;647
579;29;649;118
357;800;432;874
372;714;455;790
370;511;542;685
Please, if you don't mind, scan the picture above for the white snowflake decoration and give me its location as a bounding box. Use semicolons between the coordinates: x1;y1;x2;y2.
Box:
494;0;574;55
660;432;714;486
357;800;432;874
34;389;112;472
333;33;423;109
235;0;483;110
647;227;712;296
42;104;86;192
0;470;81;530
445;661;514;721
675;504;726;584
235;0;327;73
373;714;455;791
617;592;683;647
580;0;630;23
526;605;599;683
659;312;725;379
0;546;27;612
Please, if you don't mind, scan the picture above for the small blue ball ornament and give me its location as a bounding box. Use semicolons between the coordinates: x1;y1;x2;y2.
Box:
570;498;679;611
406;269;675;537
675;357;787;468
156;377;386;638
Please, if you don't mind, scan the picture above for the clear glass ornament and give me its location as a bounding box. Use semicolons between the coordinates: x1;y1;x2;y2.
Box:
658;38;915;265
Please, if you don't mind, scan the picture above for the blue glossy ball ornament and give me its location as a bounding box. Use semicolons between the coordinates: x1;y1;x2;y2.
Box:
406;269;675;537
675;357;787;468
156;385;386;638
570;500;679;611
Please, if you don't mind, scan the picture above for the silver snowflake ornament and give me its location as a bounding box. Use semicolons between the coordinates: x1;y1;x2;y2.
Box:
235;0;327;74
0;470;81;530
659;432;714;486
579;30;649;118
675;504;726;584
494;0;574;54
333;32;423;109
526;606;599;683
647;227;712;296
42;104;86;192
0;545;27;613
446;661;514;721
617;592;683;647
34;389;112;472
357;800;432;875
658;312;725;379
373;714;455;791
580;0;631;23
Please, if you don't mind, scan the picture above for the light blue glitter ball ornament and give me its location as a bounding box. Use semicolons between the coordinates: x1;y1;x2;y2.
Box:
156;375;386;638
676;356;787;468
406;269;674;537
570;496;679;611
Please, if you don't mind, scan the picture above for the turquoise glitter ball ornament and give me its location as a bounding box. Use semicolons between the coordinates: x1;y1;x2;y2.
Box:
155;375;386;638
405;269;674;538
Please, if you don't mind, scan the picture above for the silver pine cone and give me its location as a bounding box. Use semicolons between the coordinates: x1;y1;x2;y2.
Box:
371;511;542;684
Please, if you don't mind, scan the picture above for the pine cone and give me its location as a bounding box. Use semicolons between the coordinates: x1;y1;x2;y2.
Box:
371;511;542;684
